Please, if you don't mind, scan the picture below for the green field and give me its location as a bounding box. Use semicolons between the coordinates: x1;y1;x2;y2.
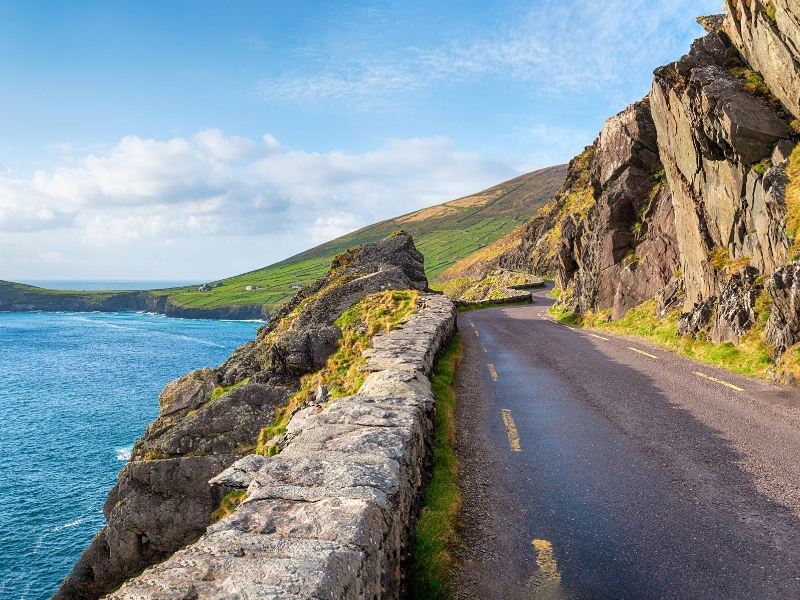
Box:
2;165;566;316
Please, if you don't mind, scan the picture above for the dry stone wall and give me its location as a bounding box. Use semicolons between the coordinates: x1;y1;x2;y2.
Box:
106;294;456;600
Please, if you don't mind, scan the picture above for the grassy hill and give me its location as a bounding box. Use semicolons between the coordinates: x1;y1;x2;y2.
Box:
1;165;566;318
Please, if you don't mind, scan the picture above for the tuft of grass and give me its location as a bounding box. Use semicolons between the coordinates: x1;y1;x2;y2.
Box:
210;490;248;523
789;120;800;136
144;450;165;461
411;334;463;600
709;246;752;273
254;290;420;455
753;158;773;175
210;377;250;401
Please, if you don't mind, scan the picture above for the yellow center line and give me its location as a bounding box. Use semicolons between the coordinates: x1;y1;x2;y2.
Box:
482;346;488;353
588;333;609;341
470;322;475;328
532;539;563;591
694;371;745;392
475;330;480;337
501;409;521;451
629;346;658;359
487;363;499;381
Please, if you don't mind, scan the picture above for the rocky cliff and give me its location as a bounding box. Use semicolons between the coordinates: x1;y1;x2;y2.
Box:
444;2;800;368
54;232;431;600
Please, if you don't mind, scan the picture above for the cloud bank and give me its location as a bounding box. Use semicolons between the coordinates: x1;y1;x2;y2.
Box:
0;131;515;277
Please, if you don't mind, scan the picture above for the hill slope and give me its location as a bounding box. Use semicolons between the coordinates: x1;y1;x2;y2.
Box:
0;165;566;318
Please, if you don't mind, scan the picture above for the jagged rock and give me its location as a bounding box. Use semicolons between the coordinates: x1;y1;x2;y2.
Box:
55;232;431;600
712;266;762;344
678;297;717;337
216;232;428;387
722;0;800;119
697;14;726;34
657;276;685;317
651;31;791;309
158;368;216;417
766;262;800;357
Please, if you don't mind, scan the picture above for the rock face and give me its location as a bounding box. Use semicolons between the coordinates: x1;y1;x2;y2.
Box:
766;262;800;357
650;31;791;309
722;1;800;119
54;232;430;600
105;294;456;600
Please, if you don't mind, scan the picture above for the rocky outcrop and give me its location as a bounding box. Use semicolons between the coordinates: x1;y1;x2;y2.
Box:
650;31;792;309
677;297;716;338
54;233;431;600
105;294;456;600
713;266;762;343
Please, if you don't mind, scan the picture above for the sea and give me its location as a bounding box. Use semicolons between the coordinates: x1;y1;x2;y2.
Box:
0;297;261;599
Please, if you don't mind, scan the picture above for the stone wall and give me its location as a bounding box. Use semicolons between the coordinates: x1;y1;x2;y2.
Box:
105;293;456;600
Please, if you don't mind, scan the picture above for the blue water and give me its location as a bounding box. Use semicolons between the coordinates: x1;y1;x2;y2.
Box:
0;311;260;599
16;280;200;291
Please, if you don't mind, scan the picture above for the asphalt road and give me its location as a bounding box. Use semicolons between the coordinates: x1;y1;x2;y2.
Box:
454;285;800;600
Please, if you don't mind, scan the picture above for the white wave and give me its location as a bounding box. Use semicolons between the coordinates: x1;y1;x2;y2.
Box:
116;446;133;461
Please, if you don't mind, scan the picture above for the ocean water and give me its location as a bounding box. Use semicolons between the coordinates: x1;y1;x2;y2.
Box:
0;311;261;599
16;280;200;291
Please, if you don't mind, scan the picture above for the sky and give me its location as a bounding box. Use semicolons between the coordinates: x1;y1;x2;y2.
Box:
0;0;721;281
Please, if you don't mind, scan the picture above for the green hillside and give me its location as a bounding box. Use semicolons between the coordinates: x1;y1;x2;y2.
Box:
0;165;565;318
164;164;566;312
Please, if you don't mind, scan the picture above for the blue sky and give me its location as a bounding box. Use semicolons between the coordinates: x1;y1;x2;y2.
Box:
0;0;720;280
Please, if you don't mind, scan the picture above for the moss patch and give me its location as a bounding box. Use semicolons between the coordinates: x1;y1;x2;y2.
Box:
410;334;463;599
211;490;248;523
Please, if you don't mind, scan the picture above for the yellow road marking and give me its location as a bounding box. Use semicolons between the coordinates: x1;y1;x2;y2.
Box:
487;364;499;381
629;346;657;359
588;333;609;341
694;371;744;392
501;409;521;451
475;330;480;337
532;539;563;592
482;346;488;353
470;322;475;328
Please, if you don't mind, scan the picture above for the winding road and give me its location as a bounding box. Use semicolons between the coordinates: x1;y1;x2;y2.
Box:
454;285;800;600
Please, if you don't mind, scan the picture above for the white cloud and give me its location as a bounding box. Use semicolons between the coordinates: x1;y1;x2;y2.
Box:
0;131;514;255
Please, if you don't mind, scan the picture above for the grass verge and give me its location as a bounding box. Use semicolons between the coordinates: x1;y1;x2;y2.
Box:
410;333;463;599
550;296;779;380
